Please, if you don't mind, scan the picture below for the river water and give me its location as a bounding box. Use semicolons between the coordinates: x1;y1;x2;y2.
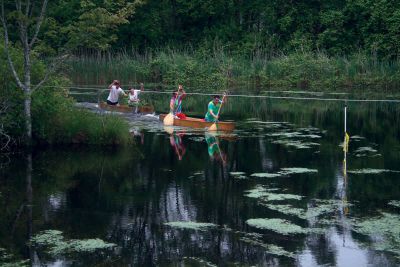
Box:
1;94;400;266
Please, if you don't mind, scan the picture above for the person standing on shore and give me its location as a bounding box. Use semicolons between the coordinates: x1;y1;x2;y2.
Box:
107;80;126;106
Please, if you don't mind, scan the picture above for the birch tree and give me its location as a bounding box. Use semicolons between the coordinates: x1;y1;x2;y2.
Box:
1;0;53;145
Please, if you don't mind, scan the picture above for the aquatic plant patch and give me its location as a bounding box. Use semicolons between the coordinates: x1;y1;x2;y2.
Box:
164;221;217;231
351;135;365;140
0;247;29;267
267;132;321;139
182;257;217;267
280;168;318;175
250;167;318;178
188;136;205;142
348;169;400;174
388;200;400;208
250;173;283;178
262;199;346;220
229;172;247;179
30;230;116;256
246;218;307;235
353;147;380;157
271;140;320;149
239;237;295;258
352;213;400;258
261;204;305;218
244;186;303;201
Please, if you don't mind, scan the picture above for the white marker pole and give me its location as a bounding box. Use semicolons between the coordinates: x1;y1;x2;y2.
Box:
344;105;347;134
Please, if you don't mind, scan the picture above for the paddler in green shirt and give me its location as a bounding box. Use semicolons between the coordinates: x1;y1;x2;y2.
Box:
205;95;223;122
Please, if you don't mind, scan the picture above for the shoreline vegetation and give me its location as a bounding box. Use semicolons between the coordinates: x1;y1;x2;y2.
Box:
67;48;400;92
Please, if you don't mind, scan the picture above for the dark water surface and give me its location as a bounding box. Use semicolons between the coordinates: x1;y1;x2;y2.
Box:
1;97;400;266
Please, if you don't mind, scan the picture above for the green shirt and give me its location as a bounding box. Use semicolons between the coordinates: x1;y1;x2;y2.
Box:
205;134;219;157
205;100;221;122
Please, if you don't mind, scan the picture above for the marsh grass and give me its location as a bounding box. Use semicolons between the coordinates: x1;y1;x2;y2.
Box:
67;47;400;91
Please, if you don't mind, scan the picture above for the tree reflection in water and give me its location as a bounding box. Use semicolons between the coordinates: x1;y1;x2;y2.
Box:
1;99;400;266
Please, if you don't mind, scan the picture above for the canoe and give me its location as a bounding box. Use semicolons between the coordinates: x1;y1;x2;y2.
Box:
99;102;154;114
159;114;235;131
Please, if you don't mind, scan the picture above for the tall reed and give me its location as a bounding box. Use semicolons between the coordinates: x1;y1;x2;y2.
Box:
66;47;400;92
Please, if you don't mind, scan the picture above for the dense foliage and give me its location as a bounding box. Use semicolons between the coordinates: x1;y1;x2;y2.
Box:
37;0;400;59
0;41;132;148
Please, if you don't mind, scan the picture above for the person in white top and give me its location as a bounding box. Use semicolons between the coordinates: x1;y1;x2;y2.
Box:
107;80;126;106
128;83;144;105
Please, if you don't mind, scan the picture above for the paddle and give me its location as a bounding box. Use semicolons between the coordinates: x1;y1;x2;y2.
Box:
208;93;226;131
163;96;176;126
163;112;174;126
164;88;184;126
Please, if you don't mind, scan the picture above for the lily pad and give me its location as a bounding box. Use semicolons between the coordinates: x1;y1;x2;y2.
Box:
246;218;307;235
164;221;217;231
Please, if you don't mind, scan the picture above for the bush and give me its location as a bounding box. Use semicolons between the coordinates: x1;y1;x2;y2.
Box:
32;86;132;145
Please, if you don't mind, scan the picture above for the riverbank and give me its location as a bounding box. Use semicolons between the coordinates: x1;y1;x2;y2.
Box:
67;49;400;92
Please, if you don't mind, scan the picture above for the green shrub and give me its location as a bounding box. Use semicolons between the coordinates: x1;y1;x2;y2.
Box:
32;86;131;145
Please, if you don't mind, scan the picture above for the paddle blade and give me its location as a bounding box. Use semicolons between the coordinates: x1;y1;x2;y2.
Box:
164;126;174;134
208;122;218;131
163;113;174;126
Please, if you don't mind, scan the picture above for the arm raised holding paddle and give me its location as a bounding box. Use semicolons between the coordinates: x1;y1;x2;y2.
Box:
206;94;226;131
164;84;187;125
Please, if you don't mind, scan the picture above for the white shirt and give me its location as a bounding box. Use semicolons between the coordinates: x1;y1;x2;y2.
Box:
129;89;141;102
107;86;124;103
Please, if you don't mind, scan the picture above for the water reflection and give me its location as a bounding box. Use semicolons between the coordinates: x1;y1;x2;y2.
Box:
169;133;186;161
205;133;226;164
1;99;400;266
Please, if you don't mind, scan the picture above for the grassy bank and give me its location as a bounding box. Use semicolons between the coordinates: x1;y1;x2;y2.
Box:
66;48;400;92
0;40;132;149
1;85;132;148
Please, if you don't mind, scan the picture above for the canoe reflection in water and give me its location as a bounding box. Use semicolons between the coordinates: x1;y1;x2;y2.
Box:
169;133;186;160
205;132;226;164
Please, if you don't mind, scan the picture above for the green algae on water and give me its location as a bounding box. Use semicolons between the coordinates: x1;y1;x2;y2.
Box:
30;230;116;256
164;221;217;231
246;218;307;235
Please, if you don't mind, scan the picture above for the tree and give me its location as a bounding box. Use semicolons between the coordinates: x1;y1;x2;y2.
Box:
1;0;141;145
1;0;52;145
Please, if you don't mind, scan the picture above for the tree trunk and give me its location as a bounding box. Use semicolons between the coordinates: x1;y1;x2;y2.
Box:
23;91;32;145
